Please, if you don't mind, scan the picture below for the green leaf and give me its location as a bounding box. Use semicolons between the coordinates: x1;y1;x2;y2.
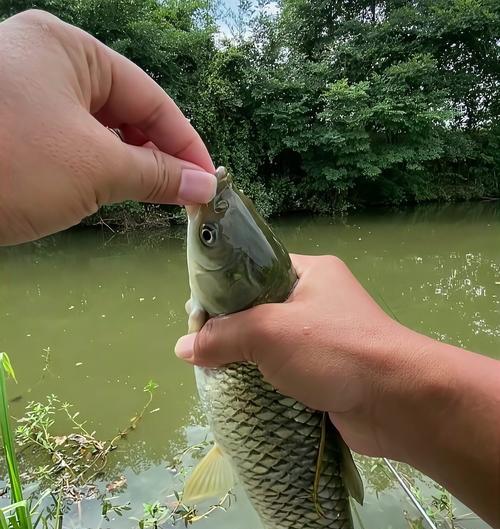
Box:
0;509;9;529
0;353;17;384
144;380;159;393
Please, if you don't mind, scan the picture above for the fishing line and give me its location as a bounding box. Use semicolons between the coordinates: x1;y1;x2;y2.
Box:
383;458;438;529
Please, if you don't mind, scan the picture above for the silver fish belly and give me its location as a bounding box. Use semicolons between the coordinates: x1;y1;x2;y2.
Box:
195;363;353;529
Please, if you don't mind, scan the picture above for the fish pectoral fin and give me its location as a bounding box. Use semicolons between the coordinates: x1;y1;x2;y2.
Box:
182;444;236;505
313;413;327;517
338;434;364;505
321;417;364;506
187;296;207;333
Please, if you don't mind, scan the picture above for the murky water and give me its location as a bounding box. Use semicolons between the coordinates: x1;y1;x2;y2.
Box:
0;203;498;528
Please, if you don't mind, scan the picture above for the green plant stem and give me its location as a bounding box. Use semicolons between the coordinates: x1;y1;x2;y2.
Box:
0;353;33;528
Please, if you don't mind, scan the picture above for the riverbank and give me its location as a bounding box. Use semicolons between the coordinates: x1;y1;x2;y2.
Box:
81;196;500;234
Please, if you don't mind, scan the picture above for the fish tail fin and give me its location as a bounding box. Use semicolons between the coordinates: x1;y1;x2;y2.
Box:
182;444;236;504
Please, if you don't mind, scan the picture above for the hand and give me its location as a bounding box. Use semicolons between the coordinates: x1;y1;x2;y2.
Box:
0;10;216;245
175;254;419;458
175;254;500;527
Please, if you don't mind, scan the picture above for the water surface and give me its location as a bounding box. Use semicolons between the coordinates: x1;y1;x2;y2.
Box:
0;202;498;528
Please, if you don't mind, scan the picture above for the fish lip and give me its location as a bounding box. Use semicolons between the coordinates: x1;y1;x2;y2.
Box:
194;249;239;272
185;205;201;220
194;261;225;273
215;166;227;180
185;167;229;222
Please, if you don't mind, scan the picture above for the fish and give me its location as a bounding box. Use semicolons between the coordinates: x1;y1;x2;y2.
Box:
182;166;363;529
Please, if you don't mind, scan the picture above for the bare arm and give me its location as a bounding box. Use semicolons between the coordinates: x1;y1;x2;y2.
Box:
370;328;500;526
175;254;500;527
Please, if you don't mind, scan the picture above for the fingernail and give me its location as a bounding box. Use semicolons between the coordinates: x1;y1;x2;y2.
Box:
178;169;217;204
175;334;196;360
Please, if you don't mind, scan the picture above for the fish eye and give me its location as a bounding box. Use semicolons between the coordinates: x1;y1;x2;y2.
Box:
200;224;218;246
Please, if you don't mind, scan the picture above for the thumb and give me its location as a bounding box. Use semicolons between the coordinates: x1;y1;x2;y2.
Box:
175;305;274;368
93;125;217;206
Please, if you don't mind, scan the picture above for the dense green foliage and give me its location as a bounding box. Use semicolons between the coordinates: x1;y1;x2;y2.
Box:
1;0;499;222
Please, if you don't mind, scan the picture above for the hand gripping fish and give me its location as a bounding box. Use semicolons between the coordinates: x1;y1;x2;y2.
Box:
183;167;364;529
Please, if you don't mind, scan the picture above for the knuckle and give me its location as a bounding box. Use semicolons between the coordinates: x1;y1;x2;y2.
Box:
247;306;282;349
327;254;344;266
145;150;175;202
255;316;277;345
319;254;346;271
15;9;59;30
139;101;167;133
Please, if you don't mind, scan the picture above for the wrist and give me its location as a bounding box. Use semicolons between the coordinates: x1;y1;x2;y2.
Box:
374;327;500;469
369;324;462;461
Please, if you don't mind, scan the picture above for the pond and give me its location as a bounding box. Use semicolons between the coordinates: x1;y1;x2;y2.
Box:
0;202;498;529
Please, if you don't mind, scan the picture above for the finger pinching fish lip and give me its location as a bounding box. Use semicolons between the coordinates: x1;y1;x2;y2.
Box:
215;166;227;181
183;165;363;528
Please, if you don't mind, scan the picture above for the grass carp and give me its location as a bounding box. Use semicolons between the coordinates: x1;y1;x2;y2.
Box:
182;167;363;529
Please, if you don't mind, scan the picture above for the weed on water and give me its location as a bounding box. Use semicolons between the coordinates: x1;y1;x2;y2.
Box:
0;354;229;528
15;380;160;503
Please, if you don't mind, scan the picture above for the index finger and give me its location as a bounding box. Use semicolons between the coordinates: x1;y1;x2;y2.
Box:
89;38;214;172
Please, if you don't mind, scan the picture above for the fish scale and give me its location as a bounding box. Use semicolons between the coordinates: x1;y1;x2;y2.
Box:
196;362;353;529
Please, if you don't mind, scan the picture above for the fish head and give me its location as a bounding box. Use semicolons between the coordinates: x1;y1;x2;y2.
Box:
186;167;295;316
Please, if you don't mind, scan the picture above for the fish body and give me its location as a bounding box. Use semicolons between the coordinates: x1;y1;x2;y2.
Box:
184;167;362;529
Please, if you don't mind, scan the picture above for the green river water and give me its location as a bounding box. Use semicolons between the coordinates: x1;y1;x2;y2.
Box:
0;203;498;529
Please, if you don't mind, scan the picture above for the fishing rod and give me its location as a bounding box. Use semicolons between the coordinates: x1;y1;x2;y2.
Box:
383;458;438;529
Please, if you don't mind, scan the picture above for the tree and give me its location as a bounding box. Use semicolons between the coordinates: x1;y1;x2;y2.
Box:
0;0;498;225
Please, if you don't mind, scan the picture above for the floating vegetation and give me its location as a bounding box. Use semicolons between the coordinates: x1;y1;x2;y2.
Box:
129;492;235;528
0;353;234;529
0;354;163;528
15;380;159;503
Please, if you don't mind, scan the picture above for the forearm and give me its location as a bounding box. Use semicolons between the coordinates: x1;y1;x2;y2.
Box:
382;328;500;527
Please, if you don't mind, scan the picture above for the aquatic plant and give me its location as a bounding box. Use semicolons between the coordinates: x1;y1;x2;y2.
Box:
131;492;235;528
15;380;160;502
0;347;231;529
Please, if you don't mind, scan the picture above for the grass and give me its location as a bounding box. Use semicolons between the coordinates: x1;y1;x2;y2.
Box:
0;352;33;529
0;353;64;529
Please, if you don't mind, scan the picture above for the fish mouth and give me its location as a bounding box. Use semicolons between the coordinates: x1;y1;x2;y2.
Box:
194;249;240;273
185;205;201;220
185;167;228;221
194;261;225;273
